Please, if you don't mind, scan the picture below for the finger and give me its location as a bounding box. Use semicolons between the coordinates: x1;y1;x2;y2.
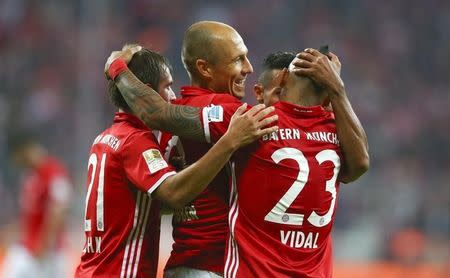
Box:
246;103;266;117
257;114;278;128
328;51;340;64
233;103;248;117
124;45;142;56
291;67;315;77
254;106;276;122
258;125;279;137
328;51;338;59
122;43;142;51
291;58;314;69
304;48;321;57
297;52;316;62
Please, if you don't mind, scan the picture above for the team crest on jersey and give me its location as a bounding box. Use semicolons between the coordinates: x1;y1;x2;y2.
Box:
206;105;223;122
142;149;168;174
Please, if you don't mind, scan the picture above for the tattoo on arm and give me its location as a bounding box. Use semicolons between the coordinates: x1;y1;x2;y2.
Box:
116;70;205;141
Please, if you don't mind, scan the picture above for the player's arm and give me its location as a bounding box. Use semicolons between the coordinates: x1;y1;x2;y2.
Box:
104;49;206;141
292;49;369;183
153;104;278;208
117;69;205;140
35;177;72;257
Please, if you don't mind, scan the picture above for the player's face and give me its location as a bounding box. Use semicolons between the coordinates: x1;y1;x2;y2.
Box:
157;66;176;102
208;33;253;99
253;69;283;106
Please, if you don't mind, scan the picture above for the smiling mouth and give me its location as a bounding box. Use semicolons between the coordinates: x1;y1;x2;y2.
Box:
235;79;246;88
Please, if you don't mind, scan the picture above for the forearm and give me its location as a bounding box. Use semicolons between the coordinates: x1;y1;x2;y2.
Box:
116;70;205;141
156;134;237;208
35;203;67;257
329;89;369;183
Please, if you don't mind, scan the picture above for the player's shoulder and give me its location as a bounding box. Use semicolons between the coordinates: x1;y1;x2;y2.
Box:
210;93;241;105
122;127;159;149
40;157;69;179
93;124;159;155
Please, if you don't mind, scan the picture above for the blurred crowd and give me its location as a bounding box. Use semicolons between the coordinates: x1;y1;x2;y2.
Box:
0;0;448;266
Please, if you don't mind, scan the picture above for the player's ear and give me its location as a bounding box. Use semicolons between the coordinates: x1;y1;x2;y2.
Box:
273;68;289;88
253;84;264;104
195;59;213;80
279;68;289;88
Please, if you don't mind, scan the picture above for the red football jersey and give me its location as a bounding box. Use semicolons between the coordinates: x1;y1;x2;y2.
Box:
75;113;176;278
19;156;72;254
201;101;343;278
164;86;241;274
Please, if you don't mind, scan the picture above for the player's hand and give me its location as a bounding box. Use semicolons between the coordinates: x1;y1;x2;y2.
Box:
224;103;278;149
169;155;188;171
104;44;142;80
290;48;345;96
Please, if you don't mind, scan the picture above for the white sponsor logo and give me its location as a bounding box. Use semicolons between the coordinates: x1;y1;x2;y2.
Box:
142;149;168;174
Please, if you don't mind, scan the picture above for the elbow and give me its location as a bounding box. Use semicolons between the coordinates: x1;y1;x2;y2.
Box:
163;195;189;210
356;154;370;175
155;189;191;210
341;155;370;183
153;177;191;209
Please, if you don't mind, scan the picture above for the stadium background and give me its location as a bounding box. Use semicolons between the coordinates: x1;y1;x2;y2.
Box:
0;0;448;277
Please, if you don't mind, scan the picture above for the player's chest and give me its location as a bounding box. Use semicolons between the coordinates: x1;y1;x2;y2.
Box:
21;175;48;211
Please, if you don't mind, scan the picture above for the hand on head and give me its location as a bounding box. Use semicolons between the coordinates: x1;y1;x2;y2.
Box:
290;48;344;94
104;44;142;80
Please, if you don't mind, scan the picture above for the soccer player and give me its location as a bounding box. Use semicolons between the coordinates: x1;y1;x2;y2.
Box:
105;45;369;277
160;21;253;278
1;132;73;278
75;47;277;278
253;52;296;106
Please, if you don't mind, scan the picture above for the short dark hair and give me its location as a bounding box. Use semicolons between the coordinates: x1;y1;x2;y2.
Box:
258;51;295;87
108;48;172;111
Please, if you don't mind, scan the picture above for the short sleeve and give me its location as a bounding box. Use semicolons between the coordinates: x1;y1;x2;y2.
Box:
49;176;72;204
121;131;176;195
200;102;243;143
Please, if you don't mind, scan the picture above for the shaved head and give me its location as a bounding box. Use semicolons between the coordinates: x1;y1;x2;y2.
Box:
182;21;240;80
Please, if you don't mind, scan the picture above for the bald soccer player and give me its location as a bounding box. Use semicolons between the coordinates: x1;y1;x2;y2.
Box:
158;21;253;278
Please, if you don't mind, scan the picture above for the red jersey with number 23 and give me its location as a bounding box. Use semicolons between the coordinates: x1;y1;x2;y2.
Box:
75;112;176;278
201;101;343;278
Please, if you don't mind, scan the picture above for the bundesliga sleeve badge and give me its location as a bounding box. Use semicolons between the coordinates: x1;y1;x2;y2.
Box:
142;149;168;174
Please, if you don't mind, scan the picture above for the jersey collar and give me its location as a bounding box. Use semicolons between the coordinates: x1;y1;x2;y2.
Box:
274;101;328;118
114;112;150;130
180;86;230;97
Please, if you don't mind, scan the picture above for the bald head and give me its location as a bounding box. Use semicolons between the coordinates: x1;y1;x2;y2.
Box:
181;21;241;80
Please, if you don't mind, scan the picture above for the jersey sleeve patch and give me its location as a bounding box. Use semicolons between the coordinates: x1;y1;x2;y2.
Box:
142;149;168;174
205;105;224;122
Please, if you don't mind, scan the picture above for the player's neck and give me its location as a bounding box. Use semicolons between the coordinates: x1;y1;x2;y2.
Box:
191;79;212;92
286;81;326;107
296;89;328;107
28;146;48;168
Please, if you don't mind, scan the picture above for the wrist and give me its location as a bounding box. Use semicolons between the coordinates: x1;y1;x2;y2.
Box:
327;84;346;100
108;59;128;80
220;133;240;153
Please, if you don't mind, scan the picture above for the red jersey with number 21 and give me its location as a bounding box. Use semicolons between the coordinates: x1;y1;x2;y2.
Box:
201;101;343;278
75;113;176;278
